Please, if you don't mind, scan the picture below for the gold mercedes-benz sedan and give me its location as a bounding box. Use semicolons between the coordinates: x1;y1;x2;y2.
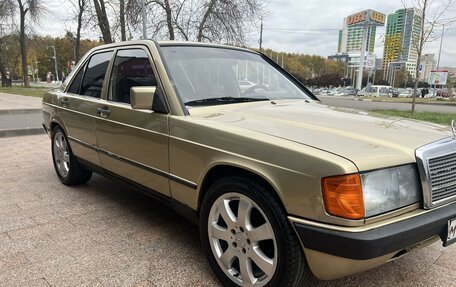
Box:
42;40;456;286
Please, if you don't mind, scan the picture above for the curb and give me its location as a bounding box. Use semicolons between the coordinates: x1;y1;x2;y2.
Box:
0;128;45;138
0;109;42;115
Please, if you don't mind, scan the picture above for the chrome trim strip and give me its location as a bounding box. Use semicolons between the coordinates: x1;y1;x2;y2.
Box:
99;148;168;177
68;136;197;190
169;174;198;190
68;136;98;151
98;148;198;190
452;120;455;139
415;137;456;209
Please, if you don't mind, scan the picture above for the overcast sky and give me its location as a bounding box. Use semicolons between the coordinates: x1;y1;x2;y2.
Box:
39;0;456;67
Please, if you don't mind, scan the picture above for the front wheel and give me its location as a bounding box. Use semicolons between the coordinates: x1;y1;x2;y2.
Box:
51;127;92;185
200;176;310;286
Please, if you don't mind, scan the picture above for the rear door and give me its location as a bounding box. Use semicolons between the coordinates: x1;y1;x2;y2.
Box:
94;47;170;196
58;50;114;165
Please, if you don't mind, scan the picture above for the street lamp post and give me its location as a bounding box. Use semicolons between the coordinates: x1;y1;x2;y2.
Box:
356;24;368;91
47;44;59;82
437;24;445;70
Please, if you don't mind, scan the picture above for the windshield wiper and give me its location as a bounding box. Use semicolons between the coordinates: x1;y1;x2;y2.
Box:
185;97;269;106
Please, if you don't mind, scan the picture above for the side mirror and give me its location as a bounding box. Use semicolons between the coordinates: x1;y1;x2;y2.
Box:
130;86;156;109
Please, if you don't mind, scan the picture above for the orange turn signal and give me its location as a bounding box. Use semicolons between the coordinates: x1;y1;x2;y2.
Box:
322;174;364;220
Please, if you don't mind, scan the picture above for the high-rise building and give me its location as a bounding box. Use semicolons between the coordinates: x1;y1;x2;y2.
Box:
383;8;423;81
333;10;386;88
338;17;376;54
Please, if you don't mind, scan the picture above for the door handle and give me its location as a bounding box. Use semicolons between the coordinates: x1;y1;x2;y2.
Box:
59;97;70;107
97;107;111;116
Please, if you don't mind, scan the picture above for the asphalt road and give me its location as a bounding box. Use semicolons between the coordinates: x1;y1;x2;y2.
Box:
318;95;456;113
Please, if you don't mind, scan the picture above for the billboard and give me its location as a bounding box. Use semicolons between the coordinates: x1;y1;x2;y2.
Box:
347;10;386;27
428;70;449;85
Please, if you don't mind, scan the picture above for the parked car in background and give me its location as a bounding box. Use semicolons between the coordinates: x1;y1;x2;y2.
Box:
357;88;365;97
399;88;414;97
339;87;357;96
326;88;340;96
389;88;400;97
42;40;456;287
436;88;449;97
364;85;392;97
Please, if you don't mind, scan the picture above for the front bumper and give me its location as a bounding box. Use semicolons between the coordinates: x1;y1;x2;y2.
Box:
293;201;456;261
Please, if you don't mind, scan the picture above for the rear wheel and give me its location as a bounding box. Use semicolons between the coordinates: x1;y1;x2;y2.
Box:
200;176;310;286
51;127;92;185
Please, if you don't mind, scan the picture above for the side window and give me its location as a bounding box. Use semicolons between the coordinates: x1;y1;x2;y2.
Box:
80;51;113;98
109;49;157;103
67;63;86;94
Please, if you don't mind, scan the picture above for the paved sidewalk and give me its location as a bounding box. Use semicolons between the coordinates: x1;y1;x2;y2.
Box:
0;134;455;287
0;134;219;287
0;92;42;111
0;93;44;137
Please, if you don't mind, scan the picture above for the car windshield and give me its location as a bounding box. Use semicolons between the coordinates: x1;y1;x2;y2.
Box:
159;46;312;106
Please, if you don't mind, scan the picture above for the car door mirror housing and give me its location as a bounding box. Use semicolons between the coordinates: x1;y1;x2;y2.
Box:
130;86;156;110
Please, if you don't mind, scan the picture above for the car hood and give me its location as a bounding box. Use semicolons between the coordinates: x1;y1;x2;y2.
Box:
188;100;453;171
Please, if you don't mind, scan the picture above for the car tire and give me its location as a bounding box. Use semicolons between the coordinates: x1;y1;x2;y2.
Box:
200;176;311;287
51;126;92;185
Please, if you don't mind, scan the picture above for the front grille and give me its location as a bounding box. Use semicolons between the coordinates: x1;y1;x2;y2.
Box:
415;138;456;209
428;153;456;203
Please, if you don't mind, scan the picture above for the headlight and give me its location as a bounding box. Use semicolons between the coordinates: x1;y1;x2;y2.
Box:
322;164;422;219
361;164;421;217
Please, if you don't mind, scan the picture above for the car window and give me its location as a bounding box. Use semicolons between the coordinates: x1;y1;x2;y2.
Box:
80;51;113;98
109;49;157;104
67;63;86;94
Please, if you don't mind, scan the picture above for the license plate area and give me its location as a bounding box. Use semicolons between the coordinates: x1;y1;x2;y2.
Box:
444;218;456;247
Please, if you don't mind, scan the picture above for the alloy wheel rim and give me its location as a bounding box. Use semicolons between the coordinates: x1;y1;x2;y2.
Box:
53;132;70;177
208;192;277;286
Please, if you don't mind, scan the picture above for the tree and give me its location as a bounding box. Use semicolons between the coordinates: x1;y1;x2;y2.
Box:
143;0;265;45
10;0;45;87
73;0;88;61
93;0;112;43
145;0;176;40
17;0;43;87
0;1;15;86
119;0;126;41
447;76;456;97
402;0;456;112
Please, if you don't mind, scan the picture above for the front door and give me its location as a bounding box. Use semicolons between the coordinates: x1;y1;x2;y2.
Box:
95;47;170;196
59;50;114;165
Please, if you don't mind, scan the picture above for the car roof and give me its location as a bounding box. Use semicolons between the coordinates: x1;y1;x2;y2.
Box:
88;39;259;55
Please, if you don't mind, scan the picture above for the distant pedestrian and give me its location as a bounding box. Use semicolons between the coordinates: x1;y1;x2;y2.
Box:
420;88;426;98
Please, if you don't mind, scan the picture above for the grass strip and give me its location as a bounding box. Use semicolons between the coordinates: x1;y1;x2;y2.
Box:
0;86;50;98
362;97;456;105
373;110;456;126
